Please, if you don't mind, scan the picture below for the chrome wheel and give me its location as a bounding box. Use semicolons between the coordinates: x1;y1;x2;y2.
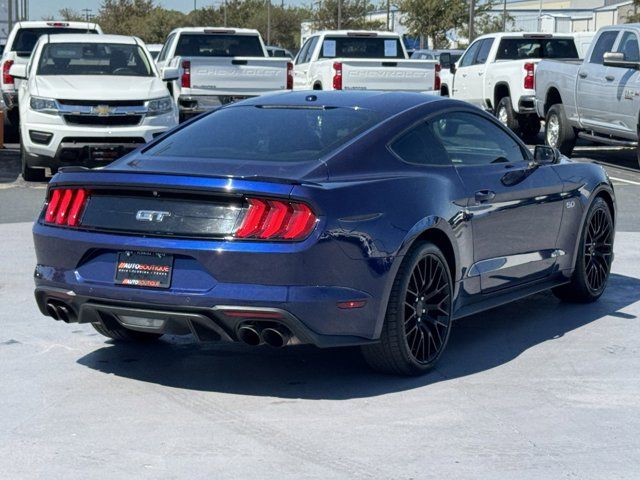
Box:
584;207;613;293
497;105;508;126
404;254;452;364
546;113;560;147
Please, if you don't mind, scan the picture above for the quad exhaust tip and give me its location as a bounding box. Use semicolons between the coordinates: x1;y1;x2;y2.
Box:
261;327;291;348
237;325;263;346
237;323;293;348
45;300;76;323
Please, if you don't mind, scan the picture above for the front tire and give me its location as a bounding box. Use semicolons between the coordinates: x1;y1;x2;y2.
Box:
553;197;613;303
92;322;163;343
545;104;576;157
361;242;453;376
20;141;45;182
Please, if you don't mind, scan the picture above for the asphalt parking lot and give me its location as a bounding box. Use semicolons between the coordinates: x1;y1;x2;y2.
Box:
1;142;639;478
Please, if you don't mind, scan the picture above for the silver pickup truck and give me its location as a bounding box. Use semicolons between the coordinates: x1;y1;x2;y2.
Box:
535;24;640;167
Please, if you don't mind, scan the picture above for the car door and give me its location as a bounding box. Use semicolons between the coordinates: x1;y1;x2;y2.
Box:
429;110;565;293
451;40;482;100
607;30;640;138
293;36;318;89
465;38;494;107
577;30;619;130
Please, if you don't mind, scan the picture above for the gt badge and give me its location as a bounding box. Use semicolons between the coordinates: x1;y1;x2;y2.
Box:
136;210;171;222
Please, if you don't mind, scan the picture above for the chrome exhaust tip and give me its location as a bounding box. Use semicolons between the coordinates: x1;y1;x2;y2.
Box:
45;302;60;321
237;325;263;346
261;327;291;348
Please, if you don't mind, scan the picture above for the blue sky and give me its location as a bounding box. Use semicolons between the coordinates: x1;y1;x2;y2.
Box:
32;0;305;20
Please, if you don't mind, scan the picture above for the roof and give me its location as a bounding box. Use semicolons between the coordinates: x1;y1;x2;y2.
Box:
45;34;138;45
169;27;261;35
234;90;445;117
474;31;575;41
14;21;100;29
315;30;402;38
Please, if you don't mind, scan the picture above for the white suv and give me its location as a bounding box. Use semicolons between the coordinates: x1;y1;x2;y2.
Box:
1;21;102;127
12;34;178;181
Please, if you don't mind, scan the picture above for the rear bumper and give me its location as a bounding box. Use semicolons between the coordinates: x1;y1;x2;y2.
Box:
517;95;537;114
177;94;252;119
2;91;18;110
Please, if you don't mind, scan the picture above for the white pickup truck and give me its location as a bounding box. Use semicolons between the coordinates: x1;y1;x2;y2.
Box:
293;30;439;93
12;34;178;181
155;27;292;120
535;25;640;167
441;32;580;141
1;21;102;127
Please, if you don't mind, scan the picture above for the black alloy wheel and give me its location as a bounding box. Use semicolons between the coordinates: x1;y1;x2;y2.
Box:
583;206;613;294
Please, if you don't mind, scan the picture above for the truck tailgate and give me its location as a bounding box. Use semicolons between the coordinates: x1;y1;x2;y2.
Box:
177;56;289;95
340;59;437;92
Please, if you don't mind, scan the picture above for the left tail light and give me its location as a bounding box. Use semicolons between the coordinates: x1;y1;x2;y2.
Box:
286;61;294;89
332;62;343;90
524;62;535;90
2;60;14;85
44;188;89;227
181;60;191;88
235;198;317;241
434;63;441;92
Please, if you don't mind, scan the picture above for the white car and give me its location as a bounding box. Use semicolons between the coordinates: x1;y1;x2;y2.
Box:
1;21;102;127
12;34;178;181
442;32;581;140
155;27;292;121
293;30;439;93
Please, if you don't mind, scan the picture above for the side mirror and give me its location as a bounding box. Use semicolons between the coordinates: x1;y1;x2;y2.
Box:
533;145;560;165
9;64;27;80
161;66;180;81
449;62;457;75
439;52;451;69
603;51;640;70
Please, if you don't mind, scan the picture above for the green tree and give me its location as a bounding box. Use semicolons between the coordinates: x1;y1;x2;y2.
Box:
313;0;384;31
399;0;466;48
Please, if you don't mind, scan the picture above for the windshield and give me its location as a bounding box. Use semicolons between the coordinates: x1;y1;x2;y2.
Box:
320;36;405;59
144;105;381;162
12;28;99;55
496;38;579;60
175;34;264;57
37;43;153;76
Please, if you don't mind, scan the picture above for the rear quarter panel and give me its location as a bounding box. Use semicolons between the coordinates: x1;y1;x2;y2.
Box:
535;59;581;122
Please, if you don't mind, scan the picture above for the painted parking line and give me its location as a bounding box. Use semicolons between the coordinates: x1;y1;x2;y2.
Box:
610;176;640;186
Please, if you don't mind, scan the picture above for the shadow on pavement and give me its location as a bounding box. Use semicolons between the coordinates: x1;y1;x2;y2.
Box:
0;148;21;184
77;273;640;400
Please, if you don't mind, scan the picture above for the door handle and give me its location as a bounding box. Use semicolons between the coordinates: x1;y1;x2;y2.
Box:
578;72;588;79
605;75;615;81
478;72;484;76
461;73;467;78
475;190;496;204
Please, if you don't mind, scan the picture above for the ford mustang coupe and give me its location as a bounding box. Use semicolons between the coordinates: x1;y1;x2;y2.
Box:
33;91;615;375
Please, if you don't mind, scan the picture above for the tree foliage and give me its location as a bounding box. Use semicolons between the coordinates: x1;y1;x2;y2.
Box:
50;0;312;50
312;0;384;31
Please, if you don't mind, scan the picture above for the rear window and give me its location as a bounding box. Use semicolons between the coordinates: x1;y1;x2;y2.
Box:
37;43;153;76
495;38;578;60
144;105;381;162
12;28;99;56
175;34;263;57
320;36;404;59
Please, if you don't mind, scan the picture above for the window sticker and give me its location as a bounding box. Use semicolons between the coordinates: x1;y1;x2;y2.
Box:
384;40;397;57
323;40;336;57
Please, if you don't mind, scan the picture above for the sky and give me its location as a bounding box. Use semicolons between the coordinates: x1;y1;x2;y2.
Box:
31;0;304;21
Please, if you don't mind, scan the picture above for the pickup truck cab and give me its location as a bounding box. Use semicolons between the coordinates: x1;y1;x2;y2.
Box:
443;32;580;140
535;24;640;167
155;27;292;120
1;21;102;126
293;30;439;93
12;34;178;181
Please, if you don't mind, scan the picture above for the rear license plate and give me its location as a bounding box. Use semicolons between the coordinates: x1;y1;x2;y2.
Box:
115;251;173;289
89;146;123;161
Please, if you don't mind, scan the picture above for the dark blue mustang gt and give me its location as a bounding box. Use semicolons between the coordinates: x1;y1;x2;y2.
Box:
33;91;615;375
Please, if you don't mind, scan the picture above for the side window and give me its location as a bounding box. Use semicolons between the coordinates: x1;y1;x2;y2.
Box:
303;36;319;63
474;39;494;65
616;31;640;62
158;33;175;62
429;111;527;166
459;41;482;68
390;122;451;166
590;31;619;64
295;38;312;65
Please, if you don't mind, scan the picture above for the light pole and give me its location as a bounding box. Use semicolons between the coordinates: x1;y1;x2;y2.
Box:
503;0;507;31
267;0;271;44
386;0;390;31
337;0;342;29
468;0;475;43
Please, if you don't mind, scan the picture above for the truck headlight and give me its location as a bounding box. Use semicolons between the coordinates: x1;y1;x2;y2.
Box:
146;96;174;116
29;96;59;115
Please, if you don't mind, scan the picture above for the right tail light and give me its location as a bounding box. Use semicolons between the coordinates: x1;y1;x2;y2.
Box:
44;188;89;227
181;60;191;88
235;198;317;241
332;62;343;90
524;62;535;90
286;62;293;89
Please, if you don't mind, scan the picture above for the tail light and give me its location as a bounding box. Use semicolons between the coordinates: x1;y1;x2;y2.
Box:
524;62;535;90
332;62;343;90
2;60;14;85
235;198;317;241
181;60;191;88
286;61;293;89
434;63;441;91
44;188;89;227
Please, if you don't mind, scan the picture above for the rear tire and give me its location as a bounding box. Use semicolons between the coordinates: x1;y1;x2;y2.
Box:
496;96;520;134
92;322;163;343
553;197;613;303
545;104;576;157
520;115;541;143
361;242;453;376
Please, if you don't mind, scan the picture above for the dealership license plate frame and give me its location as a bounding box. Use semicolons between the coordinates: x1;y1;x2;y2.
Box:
115;251;174;289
